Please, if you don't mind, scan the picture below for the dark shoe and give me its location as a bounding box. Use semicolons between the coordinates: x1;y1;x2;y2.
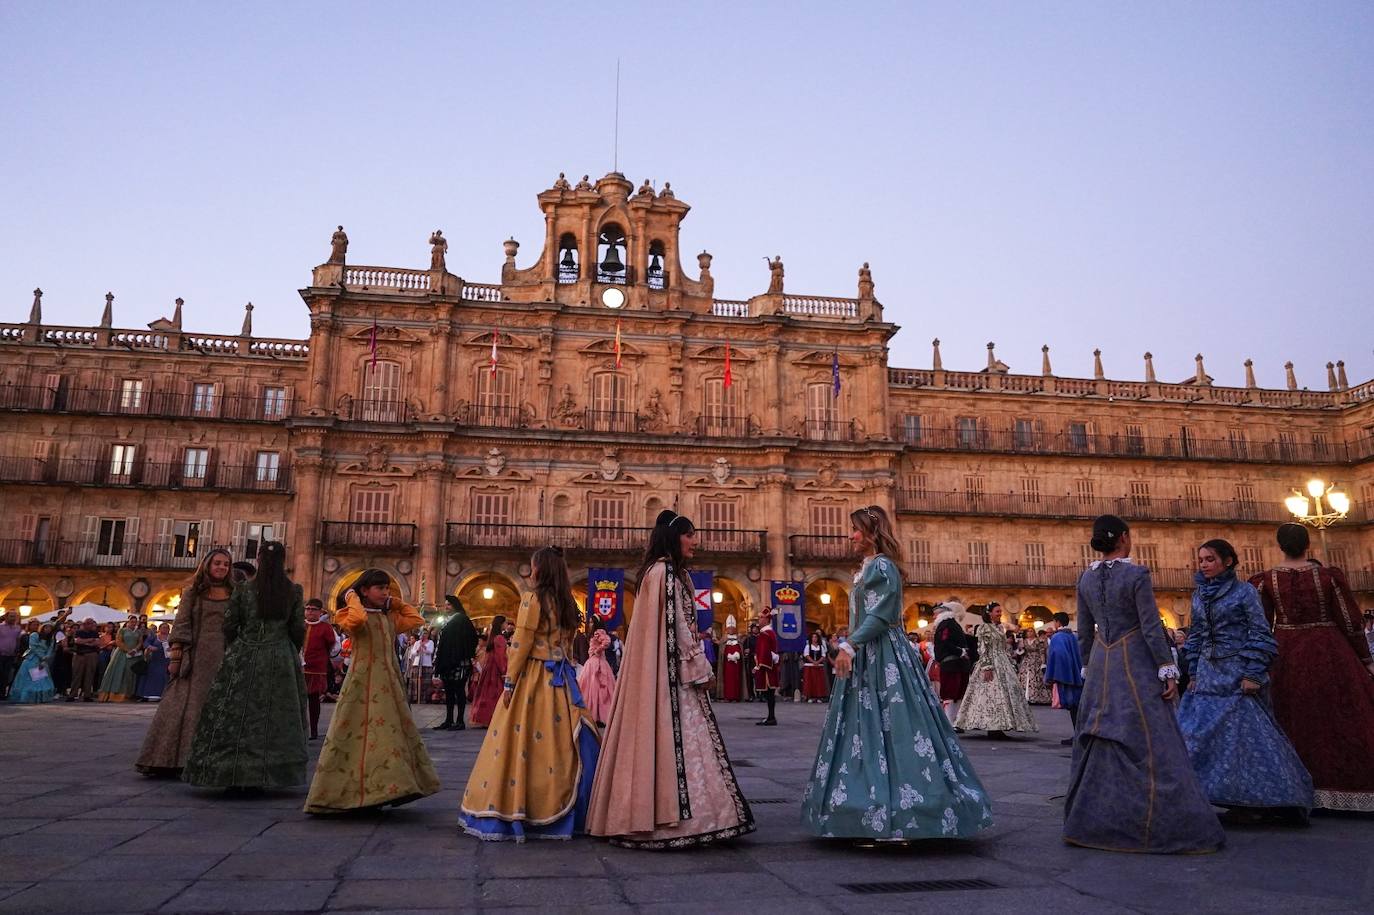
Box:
66;696;77;702
1060;737;1074;746
452;721;465;730
757;718;778;726
310;734;319;741
432;722;452;731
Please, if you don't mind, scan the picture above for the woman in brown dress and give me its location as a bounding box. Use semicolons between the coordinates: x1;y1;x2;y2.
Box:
134;548;234;776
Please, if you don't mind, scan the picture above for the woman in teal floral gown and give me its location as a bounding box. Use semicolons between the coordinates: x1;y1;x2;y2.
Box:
802;506;993;840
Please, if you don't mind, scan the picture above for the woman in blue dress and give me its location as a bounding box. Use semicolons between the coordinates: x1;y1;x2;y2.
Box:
136;623;171;700
1177;539;1312;819
803;505;992;841
9;620;62;703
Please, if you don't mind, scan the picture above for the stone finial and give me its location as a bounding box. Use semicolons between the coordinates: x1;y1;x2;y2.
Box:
503;237;519;262
1041;344;1052;377
857;262;874;299
101;292;114;329
1092;349;1104;380
1144;352;1156;383
1244;358;1256;389
28;288;42;325
986;342;996;369
1285;361;1298;391
1337;360;1349;390
932;338;943;371
1327;361;1338;391
240;301;254;337
697;250;713;276
172;297;184;330
1194;353;1208;385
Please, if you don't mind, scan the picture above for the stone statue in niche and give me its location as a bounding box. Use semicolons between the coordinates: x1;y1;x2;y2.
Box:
429;230;448;272
484;448;506;477
711;457;732;485
766;255;785;294
642;388;666;431
554;384;579;427
599;449;621;482
336;392;354;420
329;226;348;264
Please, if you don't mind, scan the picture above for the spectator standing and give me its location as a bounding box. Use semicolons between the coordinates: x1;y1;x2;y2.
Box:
433;595;478;731
0;609;24;699
407;628;436;704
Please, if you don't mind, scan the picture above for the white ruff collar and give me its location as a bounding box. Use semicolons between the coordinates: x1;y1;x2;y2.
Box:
1089;557;1133;570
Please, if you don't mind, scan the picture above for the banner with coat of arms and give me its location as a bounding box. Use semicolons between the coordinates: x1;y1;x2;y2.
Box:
688;570;714;632
587;568;625;631
770;580;807;652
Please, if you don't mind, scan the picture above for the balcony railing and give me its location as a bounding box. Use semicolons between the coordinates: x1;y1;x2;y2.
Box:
893;423;1368;465
789;535;852;563
695;415;752;438
0;540;246;571
804;419;857;442
337;398;410;424
461;403;529;430
585;409;641;434
321;522;417;552
0;458;291;493
891;490;1354;526
904;562;1200;591
0;384;292;422
446;523;768;558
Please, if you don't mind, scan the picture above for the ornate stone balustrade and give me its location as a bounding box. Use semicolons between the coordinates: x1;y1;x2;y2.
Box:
460;283;503;302
0;321;308;361
781;295;858;318
711;299;751;318
343;265;431;291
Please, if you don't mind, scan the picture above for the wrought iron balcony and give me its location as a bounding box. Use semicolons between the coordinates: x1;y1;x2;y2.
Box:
320;522;417;552
0;540;248;571
789;534;853;563
461;403;530;430
803;419;857;442
694;415;752;438
0;383;292;422
585;409;642;434
892;490;1345;526
446;523;767;559
336;398;411;424
0;457;291;493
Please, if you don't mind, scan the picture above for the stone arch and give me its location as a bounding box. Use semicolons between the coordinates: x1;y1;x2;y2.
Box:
71;584;132;612
804;576;850;634
147;586;186;623
903;598;940;633
1017;604;1056;632
706;575;751;637
0;583;57;619
326;563;409;611
454;570;523;633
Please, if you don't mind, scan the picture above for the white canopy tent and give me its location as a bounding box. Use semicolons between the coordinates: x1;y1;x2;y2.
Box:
36;602;133;625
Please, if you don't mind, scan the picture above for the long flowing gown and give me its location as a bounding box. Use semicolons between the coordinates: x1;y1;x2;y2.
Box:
803;555;993;840
1251;564;1374;812
98;627;142;701
1064;559;1224;854
577;629;617;726
1020;637;1052;705
136;634;169;699
469;633;507;727
183;583;309;789
462;593;601;841
956;623;1039;734
8;634;55;703
304;593;440;814
1176;571;1312;810
720;636;744;701
135;592;229;774
587;560;754;848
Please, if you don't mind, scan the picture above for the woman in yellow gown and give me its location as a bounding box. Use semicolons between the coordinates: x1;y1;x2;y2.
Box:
304;569;440;814
461;546;601;841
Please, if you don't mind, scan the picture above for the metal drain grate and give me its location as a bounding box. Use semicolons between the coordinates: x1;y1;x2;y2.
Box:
841;879;1000;895
747;798;789;805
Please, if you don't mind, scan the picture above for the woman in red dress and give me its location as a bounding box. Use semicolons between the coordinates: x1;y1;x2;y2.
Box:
468;615;508;728
801;631;829;702
1251;523;1374;812
719;616;744;702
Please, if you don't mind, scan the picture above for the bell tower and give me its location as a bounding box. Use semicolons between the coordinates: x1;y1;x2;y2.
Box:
500;172;714;312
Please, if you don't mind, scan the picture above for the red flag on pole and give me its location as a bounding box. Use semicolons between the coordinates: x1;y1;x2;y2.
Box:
489;330;499;376
369;317;378;368
614;319;622;368
723;342;733;388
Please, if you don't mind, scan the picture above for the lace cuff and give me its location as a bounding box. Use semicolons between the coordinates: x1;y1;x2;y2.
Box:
1157;664;1180;681
839;641;855;658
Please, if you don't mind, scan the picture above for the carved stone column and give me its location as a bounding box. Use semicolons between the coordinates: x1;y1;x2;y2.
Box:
416;460;447;604
291;456;328;596
306;309;336;414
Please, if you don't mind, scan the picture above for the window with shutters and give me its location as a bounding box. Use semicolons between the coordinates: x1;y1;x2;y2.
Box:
41;372;66;410
1068;422;1090;453
1014;418;1036;451
967;542;990;582
1278;430;1296;460
1075;478;1096;506
192;383;216;416
702;378;739;436
245;522;278;559
470;490;513;545
360;360;404;422
119;379;144;411
806;383;839;441
588;495;629;549
698;498;739;552
963;474;986;508
1235;483;1257;521
97;518;127;561
1081;544;1097;567
910;540;931;573
110;444;136;479
255;451;280;485
1241;546;1264;575
350;489;394;523
474;366;516;424
956;416;979;449
1129;480;1152;508
1125;423;1145;455
183;448;209;483
903;471;929;499
1020;477;1042;506
1180;425;1196;457
1327;547;1351;570
1228;428;1248;458
172;520;202;562
1183;482;1204;511
1311;432;1330;459
809;502;845;537
591;373;629;431
901;413;923;444
1135;544;1158;569
262;387;287;419
1025;542;1047;571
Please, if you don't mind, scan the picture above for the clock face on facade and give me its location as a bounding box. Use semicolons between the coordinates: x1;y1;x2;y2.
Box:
600;287;626;309
129;578;151;599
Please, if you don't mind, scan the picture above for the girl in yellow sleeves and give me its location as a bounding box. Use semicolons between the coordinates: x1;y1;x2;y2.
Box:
304;569;440;814
461;546;601;841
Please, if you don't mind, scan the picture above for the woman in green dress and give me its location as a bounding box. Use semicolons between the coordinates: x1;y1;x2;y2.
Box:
98;616;144;702
802;506;993;841
183;541;309;791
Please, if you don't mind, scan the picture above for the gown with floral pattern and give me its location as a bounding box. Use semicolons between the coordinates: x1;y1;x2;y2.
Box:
802;555;993;839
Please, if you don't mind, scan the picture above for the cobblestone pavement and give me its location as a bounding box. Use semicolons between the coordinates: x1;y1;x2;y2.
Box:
1;698;1372;913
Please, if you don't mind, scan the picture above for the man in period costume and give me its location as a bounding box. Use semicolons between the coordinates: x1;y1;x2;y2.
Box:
720;616;744;701
433;595;478;730
932;600;974;723
302;599;337;740
743;622;759;701
1045;612;1084;746
753;615;780;726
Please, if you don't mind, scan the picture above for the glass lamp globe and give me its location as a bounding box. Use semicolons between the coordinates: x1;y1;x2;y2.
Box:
1285;494;1310;518
1306;478;1326;499
1327;489;1351;515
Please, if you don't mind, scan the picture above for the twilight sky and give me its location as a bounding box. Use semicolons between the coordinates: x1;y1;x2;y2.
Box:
2;1;1371;388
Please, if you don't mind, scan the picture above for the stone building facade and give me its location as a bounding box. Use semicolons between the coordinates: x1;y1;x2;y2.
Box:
2;172;1371;632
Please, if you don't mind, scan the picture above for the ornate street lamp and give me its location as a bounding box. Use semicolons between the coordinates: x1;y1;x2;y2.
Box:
1284;477;1352;557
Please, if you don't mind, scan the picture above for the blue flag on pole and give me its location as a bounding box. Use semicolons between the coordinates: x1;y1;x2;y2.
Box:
587;568;624;631
688;570;714;632
770;580;807;652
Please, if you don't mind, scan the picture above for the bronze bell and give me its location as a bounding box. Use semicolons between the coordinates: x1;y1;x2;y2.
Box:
599;244;625;275
560;247;576;270
649;252;663;275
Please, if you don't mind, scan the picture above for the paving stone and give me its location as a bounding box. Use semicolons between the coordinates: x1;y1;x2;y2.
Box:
327;878;474;910
345;856;476;880
622;872;792;905
160;879;338;912
203;852;355;880
0;879;188;912
54;854;225;881
479;876;622;907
